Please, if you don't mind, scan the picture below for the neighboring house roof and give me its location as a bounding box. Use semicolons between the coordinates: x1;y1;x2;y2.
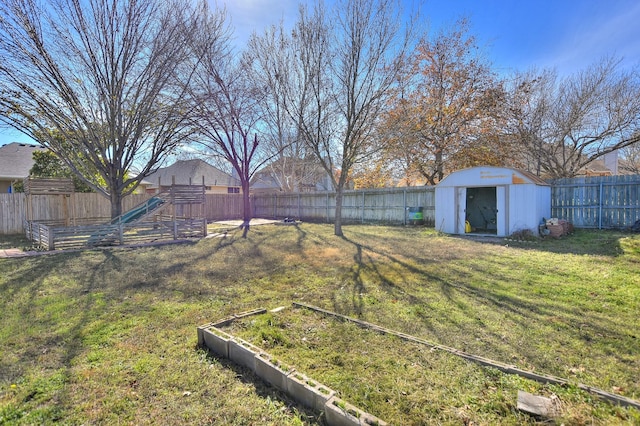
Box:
145;159;240;188
0;142;47;179
251;157;332;192
578;159;613;177
250;172;281;191
578;151;623;177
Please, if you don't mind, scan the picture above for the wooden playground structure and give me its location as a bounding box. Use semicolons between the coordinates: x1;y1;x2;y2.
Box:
23;177;207;250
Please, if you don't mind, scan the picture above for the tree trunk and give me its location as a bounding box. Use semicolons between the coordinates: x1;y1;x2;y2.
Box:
334;187;344;237
435;149;444;183
110;190;123;219
240;180;252;238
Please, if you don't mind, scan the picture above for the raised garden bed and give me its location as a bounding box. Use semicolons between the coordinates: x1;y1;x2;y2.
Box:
201;303;640;425
198;308;387;426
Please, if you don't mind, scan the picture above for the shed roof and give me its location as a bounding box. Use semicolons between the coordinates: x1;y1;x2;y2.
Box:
0;142;47;179
437;166;550;187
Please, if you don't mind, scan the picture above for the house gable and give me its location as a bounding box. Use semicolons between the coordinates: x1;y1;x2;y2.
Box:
145;159;241;194
0;142;47;192
251;157;332;193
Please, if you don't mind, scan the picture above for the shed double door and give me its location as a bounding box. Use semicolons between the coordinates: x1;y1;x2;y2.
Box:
456;186;507;236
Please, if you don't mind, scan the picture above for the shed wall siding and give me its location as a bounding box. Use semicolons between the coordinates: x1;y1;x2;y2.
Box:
435;186;456;233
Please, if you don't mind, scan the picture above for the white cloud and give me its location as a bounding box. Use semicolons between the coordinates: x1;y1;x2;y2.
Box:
542;2;640;74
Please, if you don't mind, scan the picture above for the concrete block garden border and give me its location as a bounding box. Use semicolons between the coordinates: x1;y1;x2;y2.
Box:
197;308;387;426
198;303;640;422
292;302;640;411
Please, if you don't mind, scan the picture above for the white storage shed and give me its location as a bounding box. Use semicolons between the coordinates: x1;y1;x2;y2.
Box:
435;166;551;237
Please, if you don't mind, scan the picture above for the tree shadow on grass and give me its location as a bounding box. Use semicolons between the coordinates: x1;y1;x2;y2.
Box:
0;255;73;385
0;228;322;422
334;230;639;398
0;250;136;421
0;237;301;422
201;349;326;425
434;269;640;399
331;234;451;344
337;234;446;302
292;223;308;251
0;233;33;250
4;223;637;418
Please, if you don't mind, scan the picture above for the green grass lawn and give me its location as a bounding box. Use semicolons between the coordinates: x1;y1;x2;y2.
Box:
1;224;639;425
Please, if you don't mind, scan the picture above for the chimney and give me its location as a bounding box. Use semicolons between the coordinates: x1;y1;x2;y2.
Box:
603;151;618;175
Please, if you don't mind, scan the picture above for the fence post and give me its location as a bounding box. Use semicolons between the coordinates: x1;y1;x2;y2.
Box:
326;193;330;223
251;194;256;219
598;181;603;229
273;193;277;219
44;224;54;251
362;191;365;224
119;223;124;245
403;189;407;226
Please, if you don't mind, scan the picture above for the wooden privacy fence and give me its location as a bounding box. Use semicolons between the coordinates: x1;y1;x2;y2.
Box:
1;193;150;234
1;192;244;234
203;194;244;221
1;194;25;234
251;187;436;226
549;175;640;229
251;176;640;230
3;175;640;235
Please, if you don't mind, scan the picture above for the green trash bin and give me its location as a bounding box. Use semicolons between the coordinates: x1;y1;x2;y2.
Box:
407;207;424;225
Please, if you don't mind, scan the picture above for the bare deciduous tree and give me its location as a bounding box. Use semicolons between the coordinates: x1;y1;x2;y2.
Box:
0;0;208;218
503;68;557;176
247;24;321;193
252;0;415;236
188;5;268;237
619;140;640;174
506;57;640;178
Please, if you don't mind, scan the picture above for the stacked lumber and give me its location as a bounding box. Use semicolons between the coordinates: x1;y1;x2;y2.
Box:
23;177;74;194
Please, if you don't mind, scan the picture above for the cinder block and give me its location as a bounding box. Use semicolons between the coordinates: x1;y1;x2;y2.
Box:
324;396;362;426
211;316;237;328
228;338;262;371
196;325;208;348
202;327;232;358
254;353;291;391
324;396;387;426
287;372;335;412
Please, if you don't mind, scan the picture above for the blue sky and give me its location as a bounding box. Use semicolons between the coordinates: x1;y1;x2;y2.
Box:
224;0;640;75
432;0;640;75
2;0;638;146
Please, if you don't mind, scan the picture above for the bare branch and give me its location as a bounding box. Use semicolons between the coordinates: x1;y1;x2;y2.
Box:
505;56;640;178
